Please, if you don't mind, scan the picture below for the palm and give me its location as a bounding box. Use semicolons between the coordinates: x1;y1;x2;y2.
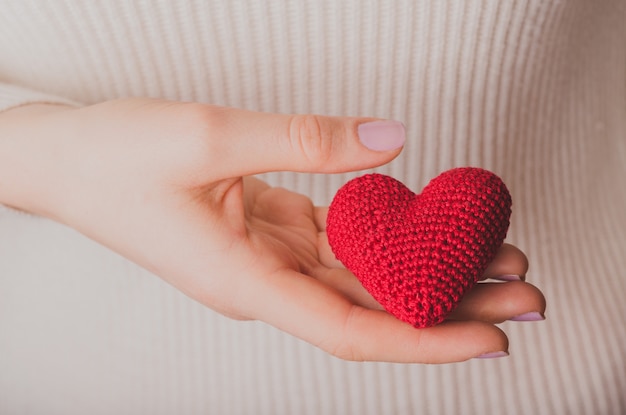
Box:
240;176;383;309
245;177;319;266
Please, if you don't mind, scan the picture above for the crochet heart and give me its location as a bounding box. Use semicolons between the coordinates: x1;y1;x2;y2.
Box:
326;167;512;328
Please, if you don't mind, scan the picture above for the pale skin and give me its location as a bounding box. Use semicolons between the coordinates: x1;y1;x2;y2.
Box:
0;99;546;363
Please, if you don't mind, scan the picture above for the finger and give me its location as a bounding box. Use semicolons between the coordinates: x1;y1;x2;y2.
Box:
317;231;345;269
314;207;345;268
241;176;271;213
243;269;509;363
482;243;529;281
199;106;405;177
314;206;328;231
448;281;546;323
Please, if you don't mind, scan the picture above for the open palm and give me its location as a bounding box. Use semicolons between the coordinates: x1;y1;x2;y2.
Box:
189;176;544;362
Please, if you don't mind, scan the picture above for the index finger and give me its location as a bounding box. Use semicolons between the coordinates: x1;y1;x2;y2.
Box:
314;206;328;231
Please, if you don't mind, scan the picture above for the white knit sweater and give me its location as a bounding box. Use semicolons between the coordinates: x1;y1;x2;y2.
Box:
1;1;625;414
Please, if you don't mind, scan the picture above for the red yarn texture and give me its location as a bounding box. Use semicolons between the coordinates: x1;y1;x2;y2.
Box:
326;167;512;328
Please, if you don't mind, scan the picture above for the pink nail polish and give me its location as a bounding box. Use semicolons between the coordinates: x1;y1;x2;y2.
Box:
475;351;509;359
493;274;522;281
509;311;545;322
358;120;406;151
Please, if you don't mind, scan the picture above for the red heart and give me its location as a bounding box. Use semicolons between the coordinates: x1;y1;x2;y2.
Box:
326;167;512;328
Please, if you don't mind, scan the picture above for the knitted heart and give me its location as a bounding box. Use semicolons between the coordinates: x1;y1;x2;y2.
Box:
326;167;512;328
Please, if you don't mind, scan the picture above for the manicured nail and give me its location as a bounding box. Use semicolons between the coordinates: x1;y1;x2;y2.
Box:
475;351;509;359
358;120;406;151
509;311;545;322
492;274;523;281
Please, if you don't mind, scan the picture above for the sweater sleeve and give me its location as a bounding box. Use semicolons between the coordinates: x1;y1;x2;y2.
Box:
0;82;81;114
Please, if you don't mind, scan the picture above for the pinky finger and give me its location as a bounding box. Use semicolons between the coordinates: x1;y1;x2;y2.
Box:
243;269;509;363
482;243;529;281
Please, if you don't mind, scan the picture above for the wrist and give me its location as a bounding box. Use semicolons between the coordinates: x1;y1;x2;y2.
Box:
0;103;76;219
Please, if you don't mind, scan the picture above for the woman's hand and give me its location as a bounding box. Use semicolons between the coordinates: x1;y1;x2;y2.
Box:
0;99;545;363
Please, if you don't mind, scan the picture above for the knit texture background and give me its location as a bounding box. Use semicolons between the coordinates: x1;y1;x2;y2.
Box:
327;167;512;328
3;2;626;413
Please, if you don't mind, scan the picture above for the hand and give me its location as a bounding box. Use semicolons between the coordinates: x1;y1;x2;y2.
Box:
0;99;545;363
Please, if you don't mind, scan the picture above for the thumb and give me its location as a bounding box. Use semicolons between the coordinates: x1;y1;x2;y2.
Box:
203;107;406;177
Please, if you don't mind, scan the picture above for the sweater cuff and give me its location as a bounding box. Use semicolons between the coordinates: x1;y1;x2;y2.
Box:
0;83;82;114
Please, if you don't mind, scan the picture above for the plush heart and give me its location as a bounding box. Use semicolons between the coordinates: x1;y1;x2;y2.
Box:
326;167;512;328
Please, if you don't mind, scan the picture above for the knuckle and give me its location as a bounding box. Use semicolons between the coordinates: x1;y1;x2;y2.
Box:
176;104;232;173
329;343;363;362
288;114;334;169
184;104;228;148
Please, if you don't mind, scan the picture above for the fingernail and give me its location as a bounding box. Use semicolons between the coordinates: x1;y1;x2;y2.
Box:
475;351;509;359
492;274;523;281
358;120;406;151
509;311;545;322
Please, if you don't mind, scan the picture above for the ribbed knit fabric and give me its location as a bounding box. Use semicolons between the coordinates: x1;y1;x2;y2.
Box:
327;169;511;328
1;1;625;414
